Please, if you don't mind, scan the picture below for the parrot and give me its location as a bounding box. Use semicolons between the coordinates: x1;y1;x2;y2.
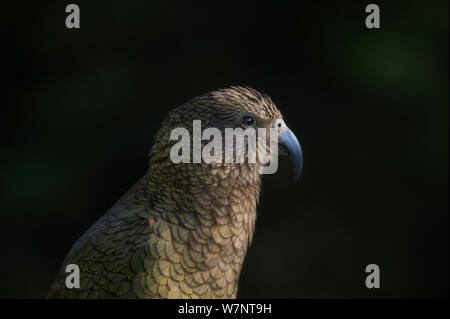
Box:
48;86;303;298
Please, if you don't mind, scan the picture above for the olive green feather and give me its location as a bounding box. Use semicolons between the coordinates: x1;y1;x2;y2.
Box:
48;87;283;298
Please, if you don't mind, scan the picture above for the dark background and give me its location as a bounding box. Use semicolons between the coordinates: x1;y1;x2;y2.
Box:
2;1;448;298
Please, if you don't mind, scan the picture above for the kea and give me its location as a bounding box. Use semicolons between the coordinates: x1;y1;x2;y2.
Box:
48;86;303;298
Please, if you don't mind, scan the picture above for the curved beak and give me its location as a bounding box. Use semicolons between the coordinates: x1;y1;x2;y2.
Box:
278;127;303;182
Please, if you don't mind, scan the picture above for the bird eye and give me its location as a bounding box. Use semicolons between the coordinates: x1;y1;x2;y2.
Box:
242;115;255;127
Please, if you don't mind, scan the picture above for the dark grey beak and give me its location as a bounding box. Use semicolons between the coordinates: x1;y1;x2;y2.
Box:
278;127;303;182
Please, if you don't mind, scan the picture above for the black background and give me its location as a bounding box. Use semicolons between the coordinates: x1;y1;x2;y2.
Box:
2;1;448;298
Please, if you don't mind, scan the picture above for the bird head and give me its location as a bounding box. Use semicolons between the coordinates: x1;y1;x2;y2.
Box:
148;86;303;186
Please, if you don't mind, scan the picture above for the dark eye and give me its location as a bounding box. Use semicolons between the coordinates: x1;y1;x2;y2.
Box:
242;115;255;127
